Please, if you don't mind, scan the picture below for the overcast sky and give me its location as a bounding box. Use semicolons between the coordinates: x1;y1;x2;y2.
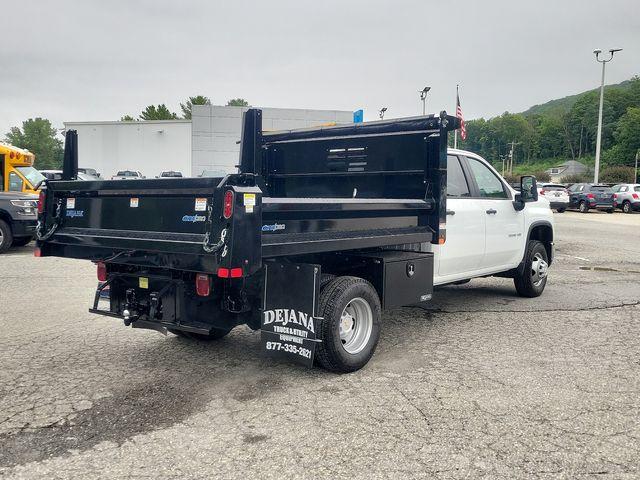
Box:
1;0;638;138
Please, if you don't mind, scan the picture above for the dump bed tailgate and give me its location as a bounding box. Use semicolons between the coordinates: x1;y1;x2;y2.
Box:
37;176;263;274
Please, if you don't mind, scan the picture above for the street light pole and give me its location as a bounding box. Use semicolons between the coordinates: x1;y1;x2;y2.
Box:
420;87;431;116
593;48;622;183
635;149;639;184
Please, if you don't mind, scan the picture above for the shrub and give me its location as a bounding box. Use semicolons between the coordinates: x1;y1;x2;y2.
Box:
530;171;551;182
599;166;635;184
561;173;591;184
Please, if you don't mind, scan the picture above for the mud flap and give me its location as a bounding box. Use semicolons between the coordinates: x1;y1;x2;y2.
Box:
261;262;321;367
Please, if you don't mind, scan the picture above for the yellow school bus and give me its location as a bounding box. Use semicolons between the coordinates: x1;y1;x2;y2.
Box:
0;143;44;194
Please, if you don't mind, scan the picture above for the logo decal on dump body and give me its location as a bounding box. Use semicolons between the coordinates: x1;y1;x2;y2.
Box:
261;223;285;232
182;215;206;223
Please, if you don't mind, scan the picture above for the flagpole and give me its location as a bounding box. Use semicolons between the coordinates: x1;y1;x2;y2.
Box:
454;85;458;149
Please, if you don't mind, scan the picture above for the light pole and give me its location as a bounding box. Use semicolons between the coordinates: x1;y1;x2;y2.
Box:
379;107;388;120
593;48;622;183
635;149;639;184
419;87;431;115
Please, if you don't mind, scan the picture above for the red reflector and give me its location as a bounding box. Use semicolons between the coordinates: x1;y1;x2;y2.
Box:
587;193;595;199
195;274;210;296
34;247;42;257
217;267;230;278
230;267;243;278
96;262;107;282
633;193;639;200
223;190;234;219
37;191;45;214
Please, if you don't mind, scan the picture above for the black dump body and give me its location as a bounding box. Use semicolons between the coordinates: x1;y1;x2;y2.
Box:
35;110;458;336
37;110;458;272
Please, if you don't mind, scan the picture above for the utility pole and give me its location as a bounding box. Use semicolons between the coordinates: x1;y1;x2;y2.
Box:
635;149;639;184
507;141;520;175
593;48;622;183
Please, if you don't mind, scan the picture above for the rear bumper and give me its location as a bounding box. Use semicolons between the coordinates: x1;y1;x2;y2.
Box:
590;203;615;210
548;201;568;209
11;219;37;238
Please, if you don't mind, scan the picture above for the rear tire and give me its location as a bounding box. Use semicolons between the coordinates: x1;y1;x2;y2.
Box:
0;220;13;254
578;201;589;213
316;276;381;373
623;201;632;214
606;209;614;214
514;240;549;298
556;208;565;213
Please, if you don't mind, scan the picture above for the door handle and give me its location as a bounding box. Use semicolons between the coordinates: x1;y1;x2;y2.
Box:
446;210;455;216
486;208;497;215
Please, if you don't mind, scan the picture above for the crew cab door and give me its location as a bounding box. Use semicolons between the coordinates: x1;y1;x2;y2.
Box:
463;156;524;269
437;154;485;278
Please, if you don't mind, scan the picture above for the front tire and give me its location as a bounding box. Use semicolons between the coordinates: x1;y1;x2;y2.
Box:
0;219;13;254
578;201;589;213
316;276;381;373
514;240;549;298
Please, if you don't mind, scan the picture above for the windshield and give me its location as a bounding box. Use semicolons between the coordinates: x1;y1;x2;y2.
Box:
16;166;45;188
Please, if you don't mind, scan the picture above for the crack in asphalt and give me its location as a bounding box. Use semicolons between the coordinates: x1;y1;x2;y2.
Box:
417;301;640;314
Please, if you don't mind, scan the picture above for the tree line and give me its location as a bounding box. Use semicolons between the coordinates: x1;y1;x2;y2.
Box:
455;77;640;179
4;97;250;169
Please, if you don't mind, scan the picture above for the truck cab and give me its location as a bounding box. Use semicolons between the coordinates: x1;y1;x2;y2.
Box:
0;143;44;195
436;149;553;294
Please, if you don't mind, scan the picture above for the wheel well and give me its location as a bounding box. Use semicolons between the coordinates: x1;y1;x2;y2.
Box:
0;209;12;227
529;223;553;264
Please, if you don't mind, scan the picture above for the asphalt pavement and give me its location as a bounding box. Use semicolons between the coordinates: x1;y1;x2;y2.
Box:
0;211;638;479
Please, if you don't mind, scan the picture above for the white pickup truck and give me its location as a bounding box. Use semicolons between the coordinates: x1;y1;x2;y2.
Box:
435;149;553;297
37;113;554;372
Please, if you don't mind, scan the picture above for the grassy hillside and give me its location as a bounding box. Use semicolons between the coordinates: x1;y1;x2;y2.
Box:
523;79;633;117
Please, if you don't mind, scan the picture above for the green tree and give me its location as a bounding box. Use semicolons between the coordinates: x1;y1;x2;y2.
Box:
120;115;136;121
139;104;178;120
226;98;249;107
602;107;640;166
180;95;211;119
4;118;63;169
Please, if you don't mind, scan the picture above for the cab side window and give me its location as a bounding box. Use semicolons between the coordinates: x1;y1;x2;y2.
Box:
9;171;24;192
447;155;470;197
466;157;508;199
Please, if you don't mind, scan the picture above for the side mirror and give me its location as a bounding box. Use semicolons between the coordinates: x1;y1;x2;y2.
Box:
520;175;538;203
513;192;525;211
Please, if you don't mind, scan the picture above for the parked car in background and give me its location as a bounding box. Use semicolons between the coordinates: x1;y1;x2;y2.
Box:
0;191;38;253
538;183;569;212
78;167;100;178
39;170;63;180
157;170;183;178
568;183;615;213
111;170;144;180
612;183;640;213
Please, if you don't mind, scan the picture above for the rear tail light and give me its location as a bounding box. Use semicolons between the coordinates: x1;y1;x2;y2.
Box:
613;193;618;199
223;190;234;219
195;274;210;296
217;267;243;278
587;193;595;199
37;190;45;214
96;262;107;281
633;193;639;200
539;190;545;195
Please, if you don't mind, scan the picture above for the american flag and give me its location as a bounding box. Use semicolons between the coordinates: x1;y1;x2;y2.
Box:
456;90;466;141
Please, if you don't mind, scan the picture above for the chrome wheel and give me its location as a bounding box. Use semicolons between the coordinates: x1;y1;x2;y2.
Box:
623;202;631;213
531;253;548;287
339;297;373;354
